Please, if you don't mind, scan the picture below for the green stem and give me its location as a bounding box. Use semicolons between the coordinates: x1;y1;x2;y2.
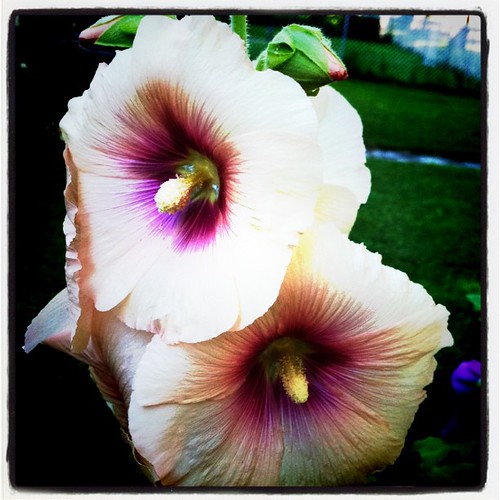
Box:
230;15;247;49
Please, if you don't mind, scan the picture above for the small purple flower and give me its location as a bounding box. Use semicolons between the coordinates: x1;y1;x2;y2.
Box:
451;360;481;394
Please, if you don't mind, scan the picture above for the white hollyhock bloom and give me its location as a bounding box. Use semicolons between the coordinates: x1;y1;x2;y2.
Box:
128;224;452;486
56;15;325;345
25;16;371;353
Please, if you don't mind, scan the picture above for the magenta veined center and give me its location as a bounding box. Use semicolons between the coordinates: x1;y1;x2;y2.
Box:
259;337;312;404
154;151;220;214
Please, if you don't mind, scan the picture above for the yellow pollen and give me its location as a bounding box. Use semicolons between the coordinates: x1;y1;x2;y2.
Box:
279;354;309;404
154;176;196;214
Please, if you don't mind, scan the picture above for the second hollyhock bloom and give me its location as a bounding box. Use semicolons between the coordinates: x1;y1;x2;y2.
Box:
59;15;328;346
128;225;452;486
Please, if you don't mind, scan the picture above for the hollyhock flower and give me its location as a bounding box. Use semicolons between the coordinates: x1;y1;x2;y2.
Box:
57;15;330;346
451;360;481;394
25;89;370;352
441;360;481;440
127;224;452;486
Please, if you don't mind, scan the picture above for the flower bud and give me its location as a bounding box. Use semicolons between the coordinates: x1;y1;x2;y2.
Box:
256;24;347;96
80;15;146;48
79;15;123;42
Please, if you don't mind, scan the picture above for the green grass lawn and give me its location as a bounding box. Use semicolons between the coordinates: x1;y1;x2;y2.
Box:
332;80;482;162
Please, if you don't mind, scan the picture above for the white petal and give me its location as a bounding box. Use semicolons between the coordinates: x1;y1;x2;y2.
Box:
115;245;240;343
75;171;168;311
128;395;182;481
24;289;74;353
288;224;453;350
314;185;360;233
133;16;319;140
312;85;371;205
230;131;321;237
60;55;137;176
131;335;191;406
219;230;294;333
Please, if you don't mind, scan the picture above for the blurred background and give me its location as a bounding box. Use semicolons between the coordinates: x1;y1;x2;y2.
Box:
10;12;484;490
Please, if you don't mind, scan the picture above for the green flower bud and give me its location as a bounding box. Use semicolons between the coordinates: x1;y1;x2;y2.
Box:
80;15;144;48
80;15;175;49
79;15;124;43
256;24;347;96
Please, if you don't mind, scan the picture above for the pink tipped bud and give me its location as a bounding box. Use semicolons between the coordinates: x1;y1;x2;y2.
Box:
255;24;348;95
79;16;123;43
325;45;348;81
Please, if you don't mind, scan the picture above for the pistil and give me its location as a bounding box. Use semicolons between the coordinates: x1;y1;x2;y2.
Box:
154;153;220;214
278;353;309;404
155;176;198;214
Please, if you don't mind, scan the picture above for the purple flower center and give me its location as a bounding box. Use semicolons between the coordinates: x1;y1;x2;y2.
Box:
105;80;239;251
230;291;375;415
259;337;313;404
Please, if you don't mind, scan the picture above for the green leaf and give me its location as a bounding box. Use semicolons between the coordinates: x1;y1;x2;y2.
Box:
412;436;479;483
465;293;481;312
